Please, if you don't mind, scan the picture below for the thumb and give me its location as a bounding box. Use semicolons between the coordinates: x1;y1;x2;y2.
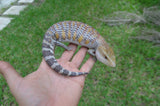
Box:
0;61;22;90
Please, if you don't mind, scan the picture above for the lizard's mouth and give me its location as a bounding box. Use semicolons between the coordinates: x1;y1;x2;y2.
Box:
109;61;116;67
95;46;116;67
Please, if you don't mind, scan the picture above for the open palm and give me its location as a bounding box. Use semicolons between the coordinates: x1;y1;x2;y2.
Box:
0;44;95;106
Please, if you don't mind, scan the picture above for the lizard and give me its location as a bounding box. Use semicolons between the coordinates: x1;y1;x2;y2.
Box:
42;21;116;76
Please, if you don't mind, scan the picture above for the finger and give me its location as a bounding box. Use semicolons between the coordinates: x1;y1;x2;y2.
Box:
60;44;77;61
0;61;22;89
80;56;96;73
71;47;88;68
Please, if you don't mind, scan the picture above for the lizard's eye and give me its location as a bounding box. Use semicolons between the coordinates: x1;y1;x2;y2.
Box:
104;56;108;60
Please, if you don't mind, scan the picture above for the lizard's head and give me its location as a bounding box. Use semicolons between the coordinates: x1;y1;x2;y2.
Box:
96;43;116;67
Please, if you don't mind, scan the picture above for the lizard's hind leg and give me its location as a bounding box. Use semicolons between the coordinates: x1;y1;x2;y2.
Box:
55;41;72;51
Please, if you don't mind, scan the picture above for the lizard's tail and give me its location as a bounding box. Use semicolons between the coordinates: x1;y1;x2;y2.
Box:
42;38;88;77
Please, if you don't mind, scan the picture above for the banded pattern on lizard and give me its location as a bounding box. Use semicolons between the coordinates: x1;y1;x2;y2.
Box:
42;21;116;76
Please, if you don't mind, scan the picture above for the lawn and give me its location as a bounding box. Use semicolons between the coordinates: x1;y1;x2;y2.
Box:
0;0;160;105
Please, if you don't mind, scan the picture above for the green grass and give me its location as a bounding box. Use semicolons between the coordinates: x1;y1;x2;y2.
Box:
0;0;160;105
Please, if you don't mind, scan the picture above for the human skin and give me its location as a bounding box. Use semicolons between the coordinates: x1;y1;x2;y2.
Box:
0;44;95;106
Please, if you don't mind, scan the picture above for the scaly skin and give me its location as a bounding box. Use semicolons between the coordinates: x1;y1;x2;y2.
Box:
42;21;116;76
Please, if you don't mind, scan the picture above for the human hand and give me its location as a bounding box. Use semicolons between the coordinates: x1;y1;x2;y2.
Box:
0;44;95;106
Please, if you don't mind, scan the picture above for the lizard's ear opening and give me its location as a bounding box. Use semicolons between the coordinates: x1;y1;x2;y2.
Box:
96;46;116;67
